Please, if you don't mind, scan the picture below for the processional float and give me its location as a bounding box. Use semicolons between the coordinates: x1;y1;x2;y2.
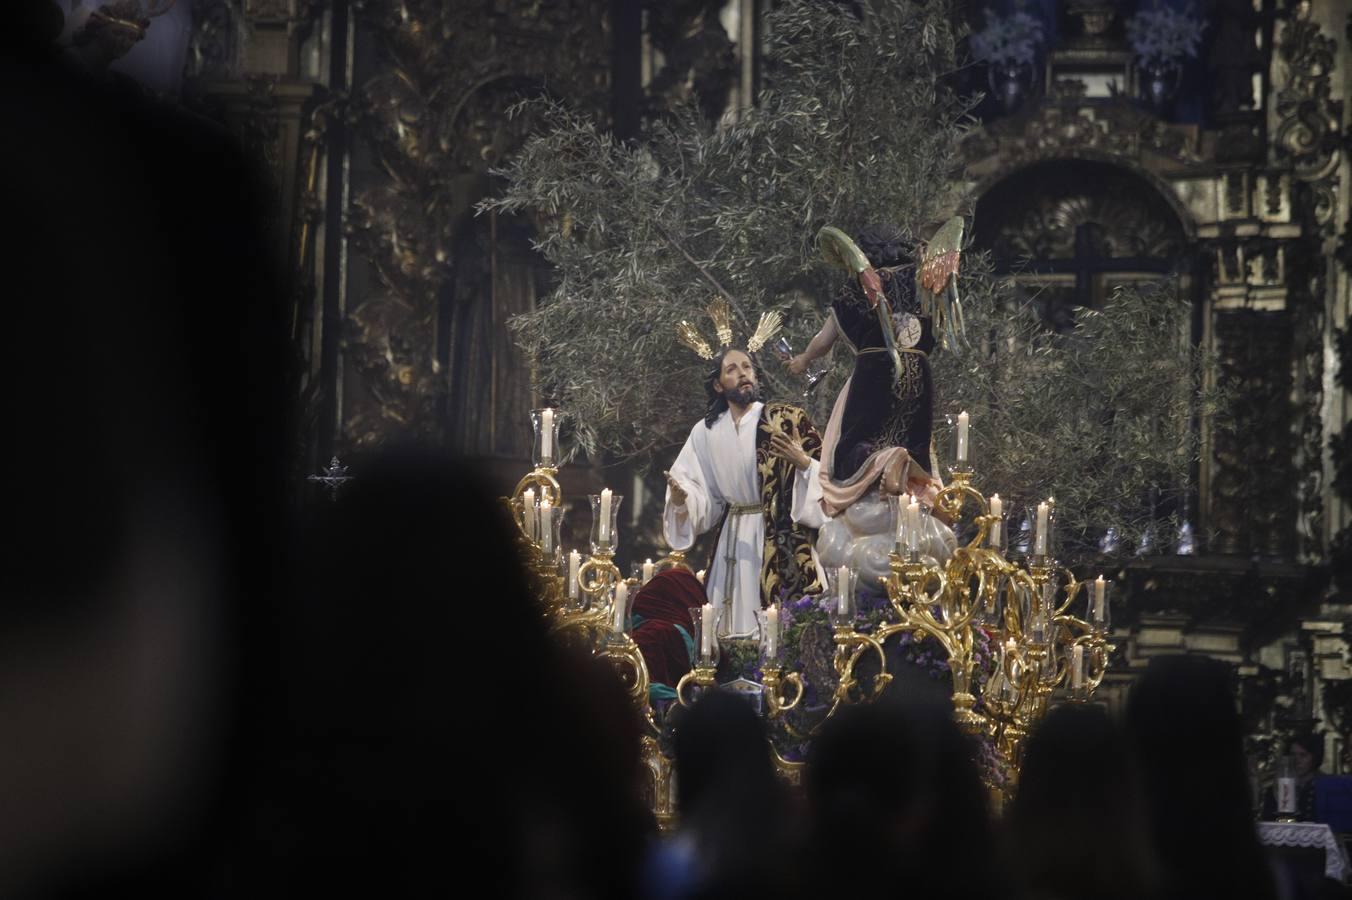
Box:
507;395;1114;823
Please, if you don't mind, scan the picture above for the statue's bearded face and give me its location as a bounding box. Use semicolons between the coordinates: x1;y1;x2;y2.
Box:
715;349;757;406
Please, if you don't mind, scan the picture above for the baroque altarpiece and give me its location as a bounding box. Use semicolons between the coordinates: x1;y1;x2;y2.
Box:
101;0;1352;778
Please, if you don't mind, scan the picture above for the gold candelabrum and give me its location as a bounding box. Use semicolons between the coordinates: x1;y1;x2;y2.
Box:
509;408;689;826
509;408;1114;819
832;465;1117;797
673;602;804;721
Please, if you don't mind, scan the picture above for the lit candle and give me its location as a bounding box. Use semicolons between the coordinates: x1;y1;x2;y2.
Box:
701;603;715;661
631;472;643;527
1070;644;1084;690
1278;758;1298;815
989;494;1002;547
766;604;780;660
642;558;655;583
956;410;969;463
1034;501;1050;556
523;488;536;540
539;496;553;554
906;496;921;553
599;488;612;544
541;408;554;461
1093;576;1106;624
613;582;629;633
568;550;580;601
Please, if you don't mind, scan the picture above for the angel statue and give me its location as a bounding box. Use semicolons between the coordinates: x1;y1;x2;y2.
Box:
785;220;966;582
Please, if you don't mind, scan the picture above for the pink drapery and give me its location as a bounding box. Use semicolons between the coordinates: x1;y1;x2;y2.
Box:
817;374;941;518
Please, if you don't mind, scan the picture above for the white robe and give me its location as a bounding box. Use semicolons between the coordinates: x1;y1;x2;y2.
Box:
663;402;826;638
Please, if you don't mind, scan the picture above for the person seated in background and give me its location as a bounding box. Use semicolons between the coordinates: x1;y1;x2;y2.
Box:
1262;732;1326;822
632;569;709;702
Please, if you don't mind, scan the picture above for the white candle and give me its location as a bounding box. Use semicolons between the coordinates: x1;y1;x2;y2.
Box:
523;488;536;540
1278;773;1298;815
837;565;852;617
989;494;1002;547
956;410;969;463
539;496;553;553
642;559;655;583
906;496;921;553
613;582;629;632
631;472;643;526
1034;501;1050;556
540;408;554;460
1071;644;1084;690
701;603;715;660
1093;576;1106;623
766;604;779;660
894;498;905;550
599;488;612;544
568;550;581;600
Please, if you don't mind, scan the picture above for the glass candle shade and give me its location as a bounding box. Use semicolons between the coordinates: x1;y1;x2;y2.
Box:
589;492;624;553
530;407;561;469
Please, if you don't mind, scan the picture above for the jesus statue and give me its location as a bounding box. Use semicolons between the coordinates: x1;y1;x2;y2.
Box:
664;303;827;639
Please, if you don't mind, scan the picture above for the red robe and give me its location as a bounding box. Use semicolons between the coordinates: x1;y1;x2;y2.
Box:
631;569;708;689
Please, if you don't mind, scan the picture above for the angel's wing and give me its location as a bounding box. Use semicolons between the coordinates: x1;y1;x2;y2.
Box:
916;217;967;353
816;226;871;275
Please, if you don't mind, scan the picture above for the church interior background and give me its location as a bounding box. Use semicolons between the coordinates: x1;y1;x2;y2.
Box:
70;0;1352;812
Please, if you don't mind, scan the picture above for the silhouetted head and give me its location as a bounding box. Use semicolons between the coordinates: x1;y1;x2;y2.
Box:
1008;704;1158;900
1126;655;1277;900
806;691;994;897
274;448;648;899
674;690;775;816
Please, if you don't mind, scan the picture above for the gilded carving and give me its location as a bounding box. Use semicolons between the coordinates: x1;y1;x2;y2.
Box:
964;101;1199;170
987;190;1185;263
338;0;612;450
1287;239;1327;562
1275;1;1343;229
185;0;246;80
643;0;739;122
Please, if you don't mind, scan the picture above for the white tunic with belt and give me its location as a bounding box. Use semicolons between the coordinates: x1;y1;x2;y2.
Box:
663;402;825;638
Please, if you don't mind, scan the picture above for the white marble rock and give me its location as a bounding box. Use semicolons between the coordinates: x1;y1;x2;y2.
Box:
815;491;958;589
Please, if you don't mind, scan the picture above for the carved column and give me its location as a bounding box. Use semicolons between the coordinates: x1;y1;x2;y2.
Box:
1272;0;1344;561
336;1;612;455
1208;304;1297;556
